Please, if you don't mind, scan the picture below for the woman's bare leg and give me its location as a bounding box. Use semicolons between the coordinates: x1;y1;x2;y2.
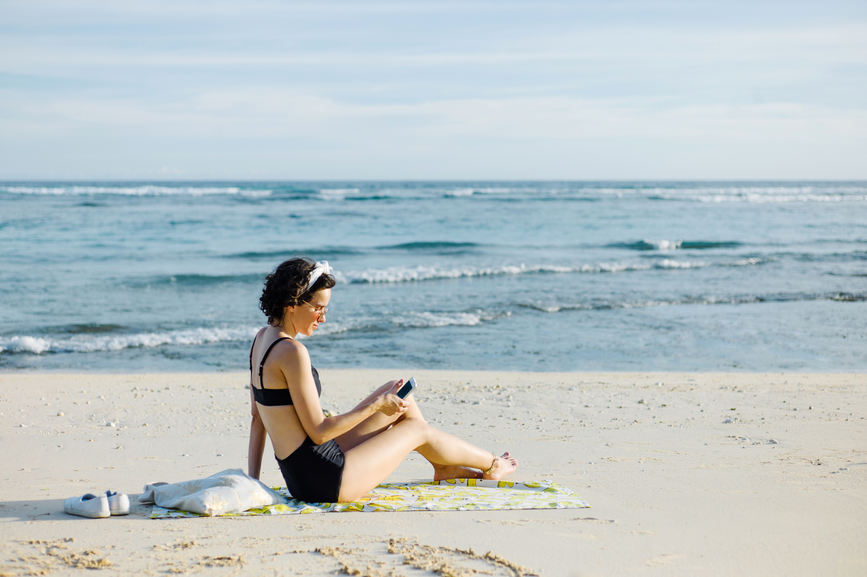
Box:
335;380;424;452
334;384;479;479
338;417;517;502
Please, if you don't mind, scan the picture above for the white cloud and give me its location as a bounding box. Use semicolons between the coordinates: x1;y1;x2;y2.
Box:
0;0;865;178
3;23;865;71
6;86;865;140
2;86;865;178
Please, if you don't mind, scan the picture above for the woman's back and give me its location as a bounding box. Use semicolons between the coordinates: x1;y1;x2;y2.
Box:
249;328;312;460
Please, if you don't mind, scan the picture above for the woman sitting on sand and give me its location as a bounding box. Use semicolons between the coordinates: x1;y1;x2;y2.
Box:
247;258;517;503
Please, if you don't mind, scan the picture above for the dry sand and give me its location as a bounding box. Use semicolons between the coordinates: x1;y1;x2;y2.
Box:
1;370;865;576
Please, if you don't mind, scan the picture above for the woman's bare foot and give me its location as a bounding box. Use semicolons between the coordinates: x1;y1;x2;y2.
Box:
433;464;482;481
482;452;518;481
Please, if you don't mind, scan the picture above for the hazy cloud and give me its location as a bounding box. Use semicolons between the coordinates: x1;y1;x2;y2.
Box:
1;0;865;178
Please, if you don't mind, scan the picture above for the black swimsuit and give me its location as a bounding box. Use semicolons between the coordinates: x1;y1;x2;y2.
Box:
250;336;345;503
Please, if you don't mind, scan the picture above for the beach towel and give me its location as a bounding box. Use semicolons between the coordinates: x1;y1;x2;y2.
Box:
149;478;589;518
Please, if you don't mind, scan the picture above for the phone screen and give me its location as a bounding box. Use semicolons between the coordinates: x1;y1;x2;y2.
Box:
397;378;416;399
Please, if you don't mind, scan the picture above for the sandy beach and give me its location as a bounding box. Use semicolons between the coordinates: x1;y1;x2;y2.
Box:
1;370;865;576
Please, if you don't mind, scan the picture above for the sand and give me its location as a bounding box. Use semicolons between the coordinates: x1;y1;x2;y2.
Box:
1;370;865;576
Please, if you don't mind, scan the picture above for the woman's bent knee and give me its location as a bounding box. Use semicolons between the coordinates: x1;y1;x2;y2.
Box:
394;416;430;440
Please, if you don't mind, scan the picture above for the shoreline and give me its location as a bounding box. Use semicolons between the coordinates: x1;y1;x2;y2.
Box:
4;367;867;374
2;371;865;576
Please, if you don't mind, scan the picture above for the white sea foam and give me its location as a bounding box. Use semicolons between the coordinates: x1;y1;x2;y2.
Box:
0;185;270;197
392;311;483;328
318;188;360;200
727;257;765;267
648;186;865;203
644;240;683;250
0;336;52;354
682;193;866;203
537;290;865;313
309;322;351;336
304;311;508;334
530;294;770;313
338;264;574;284
334;258;765;284
442;186;572;197
655;259;706;269
0;327;258;355
579;186;867;203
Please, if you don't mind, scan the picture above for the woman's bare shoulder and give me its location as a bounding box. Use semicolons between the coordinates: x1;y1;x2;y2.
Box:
272;337;310;366
253;329;308;366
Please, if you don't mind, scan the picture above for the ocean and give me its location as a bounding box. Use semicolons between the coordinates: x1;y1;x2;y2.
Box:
1;181;864;373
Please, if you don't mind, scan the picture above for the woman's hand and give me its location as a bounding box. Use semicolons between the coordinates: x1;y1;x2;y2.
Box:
376;380;409;416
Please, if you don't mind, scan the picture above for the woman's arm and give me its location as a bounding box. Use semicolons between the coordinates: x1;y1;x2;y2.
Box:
282;343;406;445
247;387;267;479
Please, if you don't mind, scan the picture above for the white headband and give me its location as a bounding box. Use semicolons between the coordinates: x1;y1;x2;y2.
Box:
306;261;333;291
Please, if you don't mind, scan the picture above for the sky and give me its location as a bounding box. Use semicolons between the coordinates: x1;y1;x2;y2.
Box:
1;0;866;180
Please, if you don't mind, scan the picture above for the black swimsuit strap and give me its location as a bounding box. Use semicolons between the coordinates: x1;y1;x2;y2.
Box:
258;337;292;389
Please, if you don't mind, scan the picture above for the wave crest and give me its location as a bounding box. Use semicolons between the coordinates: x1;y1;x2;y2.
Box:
0;327;258;355
524;290;867;312
392;310;507;328
0;185;270;197
338;258;767;284
609;240;743;251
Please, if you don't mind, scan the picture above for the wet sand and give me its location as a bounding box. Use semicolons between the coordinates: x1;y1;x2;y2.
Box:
1;371;865;576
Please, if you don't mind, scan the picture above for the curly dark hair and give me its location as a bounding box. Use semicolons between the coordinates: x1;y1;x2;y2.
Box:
259;258;336;325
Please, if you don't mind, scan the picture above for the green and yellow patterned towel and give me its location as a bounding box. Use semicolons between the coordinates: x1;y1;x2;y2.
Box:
149;479;590;518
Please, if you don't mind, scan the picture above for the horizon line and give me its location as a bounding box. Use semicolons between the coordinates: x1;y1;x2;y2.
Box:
3;178;866;184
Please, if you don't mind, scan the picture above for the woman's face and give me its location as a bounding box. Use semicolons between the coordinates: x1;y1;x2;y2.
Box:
288;288;331;336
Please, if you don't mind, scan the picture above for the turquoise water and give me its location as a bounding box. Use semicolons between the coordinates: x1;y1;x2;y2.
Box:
1;181;865;372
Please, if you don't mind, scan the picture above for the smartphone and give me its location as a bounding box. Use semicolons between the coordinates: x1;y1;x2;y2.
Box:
396;377;417;399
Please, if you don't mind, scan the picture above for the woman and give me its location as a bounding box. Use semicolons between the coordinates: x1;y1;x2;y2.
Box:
247;258;517;503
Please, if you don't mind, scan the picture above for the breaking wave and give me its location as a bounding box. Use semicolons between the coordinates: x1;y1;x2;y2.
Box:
338;258;768;284
0;327;258;355
522;291;867;313
0;185;271;197
0;310;517;355
640;185;867;203
608;240;744;251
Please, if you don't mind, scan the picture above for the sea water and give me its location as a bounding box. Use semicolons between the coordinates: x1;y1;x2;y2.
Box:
1;181;865;372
